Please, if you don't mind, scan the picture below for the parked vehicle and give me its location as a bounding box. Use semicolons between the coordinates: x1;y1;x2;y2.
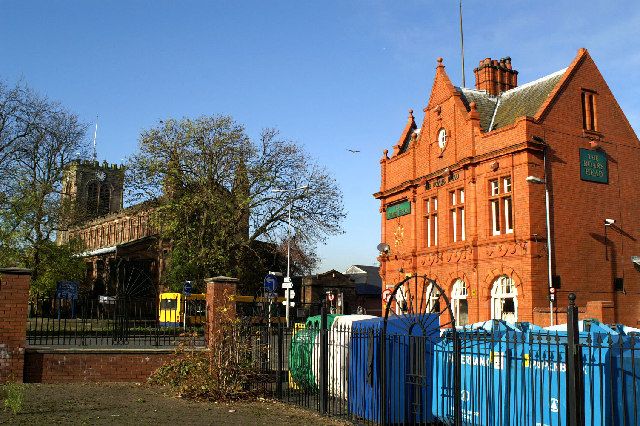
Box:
158;292;206;327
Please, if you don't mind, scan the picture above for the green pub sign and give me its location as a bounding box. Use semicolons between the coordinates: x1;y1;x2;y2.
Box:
580;148;608;184
386;200;411;219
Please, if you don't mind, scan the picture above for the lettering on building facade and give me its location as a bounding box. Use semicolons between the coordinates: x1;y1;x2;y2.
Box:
579;148;608;183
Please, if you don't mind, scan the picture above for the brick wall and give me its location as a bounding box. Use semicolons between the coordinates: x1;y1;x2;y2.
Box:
0;268;31;383
23;348;176;383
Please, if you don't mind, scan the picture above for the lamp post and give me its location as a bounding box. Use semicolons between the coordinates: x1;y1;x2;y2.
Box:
527;153;554;326
272;185;308;327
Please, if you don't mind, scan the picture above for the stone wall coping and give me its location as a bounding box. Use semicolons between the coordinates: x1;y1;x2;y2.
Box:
25;346;206;355
0;267;32;275
205;276;239;284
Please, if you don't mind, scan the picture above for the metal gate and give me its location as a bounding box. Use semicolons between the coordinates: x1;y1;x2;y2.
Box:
382;275;461;425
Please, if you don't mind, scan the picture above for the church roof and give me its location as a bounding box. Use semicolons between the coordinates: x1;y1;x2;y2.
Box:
455;68;567;132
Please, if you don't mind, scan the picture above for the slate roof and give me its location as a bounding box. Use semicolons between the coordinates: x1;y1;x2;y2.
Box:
456;88;497;132
455;68;567;132
346;265;382;296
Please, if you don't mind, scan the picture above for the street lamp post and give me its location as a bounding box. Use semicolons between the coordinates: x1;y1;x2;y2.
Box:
527;149;554;326
272;185;308;327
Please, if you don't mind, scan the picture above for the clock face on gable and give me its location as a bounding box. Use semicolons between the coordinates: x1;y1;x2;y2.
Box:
437;128;447;150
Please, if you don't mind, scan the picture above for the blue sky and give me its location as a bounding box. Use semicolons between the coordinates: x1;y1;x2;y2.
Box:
2;1;639;273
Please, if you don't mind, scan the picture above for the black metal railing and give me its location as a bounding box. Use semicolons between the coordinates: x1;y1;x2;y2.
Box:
27;296;206;348
26;294;640;424
236;295;640;426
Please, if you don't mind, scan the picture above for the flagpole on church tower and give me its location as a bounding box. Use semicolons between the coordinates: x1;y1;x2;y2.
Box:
92;115;98;161
459;0;466;88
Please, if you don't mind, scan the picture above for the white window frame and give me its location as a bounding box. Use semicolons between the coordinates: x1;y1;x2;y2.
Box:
491;276;518;322
504;197;513;234
451;279;468;326
425;283;441;314
491;199;501;235
490;177;513;236
425;197;438;247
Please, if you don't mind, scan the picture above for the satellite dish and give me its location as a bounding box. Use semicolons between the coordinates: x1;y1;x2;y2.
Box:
377;242;390;254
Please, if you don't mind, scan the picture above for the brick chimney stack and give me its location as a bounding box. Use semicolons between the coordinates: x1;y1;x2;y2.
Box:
473;57;518;96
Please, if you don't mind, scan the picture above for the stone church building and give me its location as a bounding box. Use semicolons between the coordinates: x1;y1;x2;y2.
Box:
57;160;162;299
376;48;640;326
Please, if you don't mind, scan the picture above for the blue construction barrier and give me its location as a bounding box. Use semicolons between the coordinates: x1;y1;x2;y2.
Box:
348;314;439;424
520;320;640;426
432;320;523;425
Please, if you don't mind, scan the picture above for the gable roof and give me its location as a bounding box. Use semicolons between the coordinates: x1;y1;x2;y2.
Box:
455;67;567;132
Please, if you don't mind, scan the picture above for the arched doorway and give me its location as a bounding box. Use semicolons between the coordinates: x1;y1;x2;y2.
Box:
451;279;468;326
491;275;518;323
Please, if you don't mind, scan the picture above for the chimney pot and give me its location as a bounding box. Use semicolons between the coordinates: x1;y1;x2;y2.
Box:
474;56;518;95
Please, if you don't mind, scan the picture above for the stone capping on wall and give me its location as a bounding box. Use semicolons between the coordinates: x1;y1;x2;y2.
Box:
24;347;191;354
0;267;32;275
205;276;240;284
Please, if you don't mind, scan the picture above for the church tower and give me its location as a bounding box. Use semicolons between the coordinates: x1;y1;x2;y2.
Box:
60;159;125;227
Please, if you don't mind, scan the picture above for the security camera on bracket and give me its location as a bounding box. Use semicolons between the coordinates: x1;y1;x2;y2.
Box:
604;218;615;226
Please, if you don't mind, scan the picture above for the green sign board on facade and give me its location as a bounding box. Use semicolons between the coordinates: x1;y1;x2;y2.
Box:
386;200;411;219
580;148;608;184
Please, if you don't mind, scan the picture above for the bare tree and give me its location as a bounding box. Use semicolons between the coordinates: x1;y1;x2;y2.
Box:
126;116;344;290
0;79;88;284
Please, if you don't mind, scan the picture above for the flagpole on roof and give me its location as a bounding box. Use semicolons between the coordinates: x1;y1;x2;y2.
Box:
459;0;466;87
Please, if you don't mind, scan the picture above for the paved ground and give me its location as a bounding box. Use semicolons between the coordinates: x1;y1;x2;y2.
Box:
0;383;348;425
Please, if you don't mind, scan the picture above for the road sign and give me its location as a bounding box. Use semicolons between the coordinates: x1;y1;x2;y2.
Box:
282;276;293;289
549;287;556;294
327;293;335;302
284;289;296;299
264;274;278;293
282;300;296;307
183;281;193;295
382;288;392;303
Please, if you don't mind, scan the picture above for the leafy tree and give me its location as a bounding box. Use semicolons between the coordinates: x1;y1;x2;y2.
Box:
0;79;88;286
29;239;86;295
126;116;344;292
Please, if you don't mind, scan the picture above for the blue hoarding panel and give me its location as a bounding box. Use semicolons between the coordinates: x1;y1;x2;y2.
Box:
348;314;439;424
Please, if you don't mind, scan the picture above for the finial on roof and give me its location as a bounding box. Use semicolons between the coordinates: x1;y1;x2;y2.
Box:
408;109;414;119
383;149;389;159
469;102;480;121
437;57;444;68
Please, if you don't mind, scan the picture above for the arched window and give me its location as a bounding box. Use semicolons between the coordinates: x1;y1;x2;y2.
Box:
491;276;518;323
451;279;468;326
87;181;99;214
425;283;441;314
98;184;111;216
395;286;408;315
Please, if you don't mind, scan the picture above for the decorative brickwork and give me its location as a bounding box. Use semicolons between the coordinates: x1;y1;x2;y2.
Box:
0;268;31;383
376;49;640;326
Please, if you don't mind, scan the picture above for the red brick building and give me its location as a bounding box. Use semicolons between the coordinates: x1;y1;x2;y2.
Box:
375;49;640;327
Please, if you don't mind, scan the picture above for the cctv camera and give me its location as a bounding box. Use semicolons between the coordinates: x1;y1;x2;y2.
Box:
604;219;615;226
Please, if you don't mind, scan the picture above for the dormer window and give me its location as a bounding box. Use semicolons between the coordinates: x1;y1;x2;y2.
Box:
581;89;598;131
